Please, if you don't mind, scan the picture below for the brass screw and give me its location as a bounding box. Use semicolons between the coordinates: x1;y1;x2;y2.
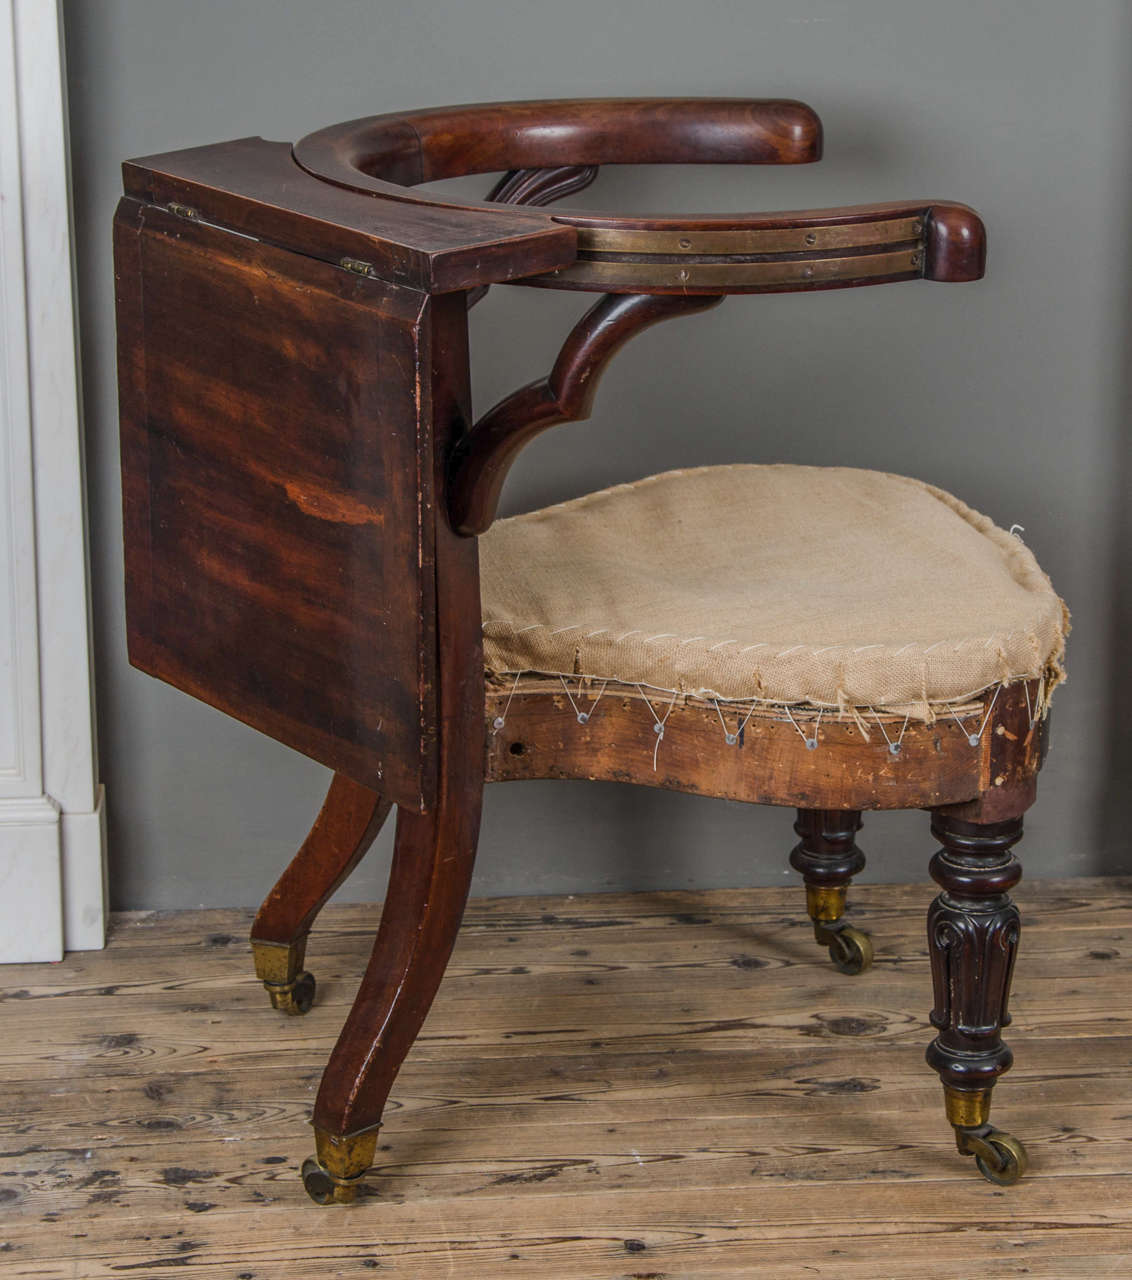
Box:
805;232;817;245
678;237;692;249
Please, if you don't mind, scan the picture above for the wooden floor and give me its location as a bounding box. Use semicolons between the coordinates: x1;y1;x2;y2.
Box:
2;878;1131;1279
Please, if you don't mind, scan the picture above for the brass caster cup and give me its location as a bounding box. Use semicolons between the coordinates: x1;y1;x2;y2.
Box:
264;970;316;1015
302;1129;378;1205
955;1124;1029;1186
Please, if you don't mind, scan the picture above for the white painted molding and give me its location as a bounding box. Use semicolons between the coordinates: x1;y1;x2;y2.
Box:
0;797;61;963
0;0;41;804
0;0;106;960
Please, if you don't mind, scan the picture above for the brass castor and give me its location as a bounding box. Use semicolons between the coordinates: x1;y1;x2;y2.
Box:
265;970;316;1015
955;1124;1029;1186
801;881;874;976
301;1155;364;1205
819;923;874;975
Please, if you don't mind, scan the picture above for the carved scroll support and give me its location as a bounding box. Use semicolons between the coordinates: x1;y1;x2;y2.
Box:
486;164;601;209
449;290;723;535
466;165;600;308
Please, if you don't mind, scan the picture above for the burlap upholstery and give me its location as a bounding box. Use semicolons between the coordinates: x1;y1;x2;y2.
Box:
479;465;1067;718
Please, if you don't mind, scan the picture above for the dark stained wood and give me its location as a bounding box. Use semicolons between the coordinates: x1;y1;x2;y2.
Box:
466;164;601;308
790;810;867;886
789;810;870;965
311;776;483;1138
250;773;391;949
925;202;987;283
938;678;1048;823
123;138;575;295
925;814;1023;1100
484;164;601;208
114;199;440;806
313;292;485;1140
124;104;983;300
484;680;1042;811
450;292;722;534
291;98;981;295
294;98;824;193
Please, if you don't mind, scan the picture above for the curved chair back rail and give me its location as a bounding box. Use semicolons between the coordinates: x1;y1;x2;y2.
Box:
294;98;985;293
293;97;824;190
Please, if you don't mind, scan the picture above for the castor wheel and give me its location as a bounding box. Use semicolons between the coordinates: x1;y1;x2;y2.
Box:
301;1156;361;1205
265;970;316;1015
956;1125;1029;1186
826;925;874;975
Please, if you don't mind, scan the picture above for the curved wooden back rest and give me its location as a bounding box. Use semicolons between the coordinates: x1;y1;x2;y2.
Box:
294;97;823;190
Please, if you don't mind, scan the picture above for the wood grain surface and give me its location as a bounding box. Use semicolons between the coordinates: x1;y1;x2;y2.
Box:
2;878;1129;1277
484;679;1048;810
115;202;453;806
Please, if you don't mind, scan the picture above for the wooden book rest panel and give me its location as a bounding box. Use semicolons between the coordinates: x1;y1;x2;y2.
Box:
114;199;439;808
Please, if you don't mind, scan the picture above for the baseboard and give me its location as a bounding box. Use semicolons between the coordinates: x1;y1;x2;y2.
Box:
0;795;63;962
61;784;107;951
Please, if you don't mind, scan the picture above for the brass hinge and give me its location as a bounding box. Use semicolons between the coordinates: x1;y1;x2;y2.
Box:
167;201;200;221
339;256;377;278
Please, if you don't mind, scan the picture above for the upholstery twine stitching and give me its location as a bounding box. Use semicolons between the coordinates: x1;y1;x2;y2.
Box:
483;666;1056;718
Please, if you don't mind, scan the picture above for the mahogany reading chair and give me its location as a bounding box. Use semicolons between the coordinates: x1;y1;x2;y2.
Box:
114;98;1067;1204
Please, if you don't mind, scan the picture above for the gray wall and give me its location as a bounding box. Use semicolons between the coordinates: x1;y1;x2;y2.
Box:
63;1;1132;910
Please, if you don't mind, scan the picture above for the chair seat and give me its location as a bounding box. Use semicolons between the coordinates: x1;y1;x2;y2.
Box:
479;464;1067;717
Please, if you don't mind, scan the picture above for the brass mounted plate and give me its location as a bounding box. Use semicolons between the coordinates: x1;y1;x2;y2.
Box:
570;215;925;256
533;246;924;291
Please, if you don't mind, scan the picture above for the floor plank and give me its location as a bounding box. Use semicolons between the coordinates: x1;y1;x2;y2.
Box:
1;877;1130;1278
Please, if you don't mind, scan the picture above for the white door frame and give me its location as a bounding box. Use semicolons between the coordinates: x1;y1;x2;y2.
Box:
0;0;106;961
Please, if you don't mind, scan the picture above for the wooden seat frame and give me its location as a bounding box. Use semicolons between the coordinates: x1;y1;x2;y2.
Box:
113;98;1044;1203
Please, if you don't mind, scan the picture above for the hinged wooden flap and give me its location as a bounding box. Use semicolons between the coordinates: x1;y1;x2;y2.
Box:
115;197;439;808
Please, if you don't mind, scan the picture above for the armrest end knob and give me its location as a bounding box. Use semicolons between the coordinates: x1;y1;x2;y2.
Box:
925;204;987;282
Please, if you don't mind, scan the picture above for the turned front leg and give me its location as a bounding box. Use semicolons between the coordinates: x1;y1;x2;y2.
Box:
925;813;1028;1184
789;809;873;974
